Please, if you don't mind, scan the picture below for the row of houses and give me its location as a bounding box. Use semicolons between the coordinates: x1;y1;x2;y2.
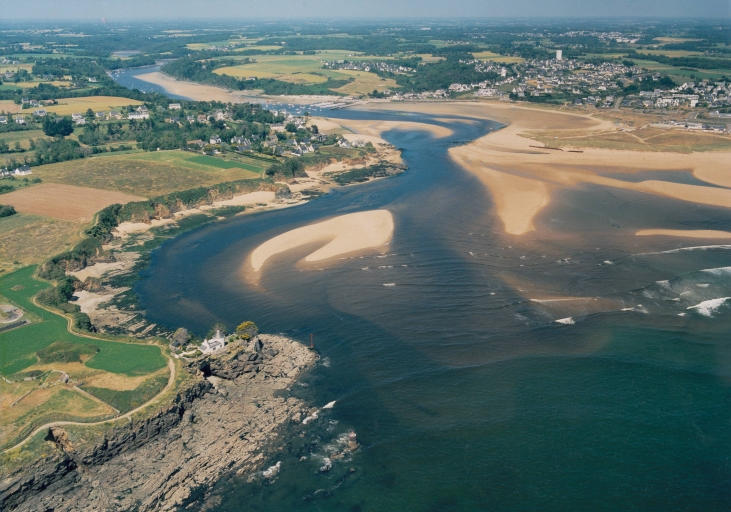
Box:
0;115;28;125
0;165;32;178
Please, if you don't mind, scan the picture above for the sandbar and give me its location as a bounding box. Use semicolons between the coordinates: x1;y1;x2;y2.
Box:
248;209;394;273
635;229;731;239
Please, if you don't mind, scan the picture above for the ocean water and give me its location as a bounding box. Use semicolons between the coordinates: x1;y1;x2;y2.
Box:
131;107;731;511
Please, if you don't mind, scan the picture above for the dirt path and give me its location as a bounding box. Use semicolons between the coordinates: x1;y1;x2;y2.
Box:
1;357;176;454
2;295;176;454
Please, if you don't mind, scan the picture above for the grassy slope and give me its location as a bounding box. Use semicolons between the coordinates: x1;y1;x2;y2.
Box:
0;266;166;376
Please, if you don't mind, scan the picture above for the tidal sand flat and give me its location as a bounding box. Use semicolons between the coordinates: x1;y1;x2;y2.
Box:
247;209;394;275
358;101;731;238
134;71;247;102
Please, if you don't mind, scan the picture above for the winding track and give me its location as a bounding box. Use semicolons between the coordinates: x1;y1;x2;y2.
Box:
1;358;175;454
0;297;177;455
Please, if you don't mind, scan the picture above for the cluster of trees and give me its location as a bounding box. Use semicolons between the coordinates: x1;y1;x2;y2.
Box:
394;57;499;92
622;75;676;94
0;204;17;217
42;116;74;137
265;158;305;179
0;141;24;154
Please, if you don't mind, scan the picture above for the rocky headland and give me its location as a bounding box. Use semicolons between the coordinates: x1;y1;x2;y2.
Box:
0;334;317;511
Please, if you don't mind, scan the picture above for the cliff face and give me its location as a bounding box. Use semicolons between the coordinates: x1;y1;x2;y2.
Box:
0;334;316;512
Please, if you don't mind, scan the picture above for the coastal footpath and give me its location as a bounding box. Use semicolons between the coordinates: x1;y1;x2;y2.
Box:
0;334;317;511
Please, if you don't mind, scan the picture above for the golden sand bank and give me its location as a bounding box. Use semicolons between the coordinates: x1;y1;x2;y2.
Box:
247;209;394;275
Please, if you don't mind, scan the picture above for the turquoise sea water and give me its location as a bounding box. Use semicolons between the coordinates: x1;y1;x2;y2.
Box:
116;69;731;510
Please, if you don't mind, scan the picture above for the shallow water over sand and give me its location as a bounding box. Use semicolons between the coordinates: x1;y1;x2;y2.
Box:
134;109;731;511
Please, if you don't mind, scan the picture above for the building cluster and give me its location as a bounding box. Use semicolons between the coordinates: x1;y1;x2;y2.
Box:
464;57;639;104
0;114;29;125
322;59;414;74
0;164;32;178
554;30;640;44
622;80;729;110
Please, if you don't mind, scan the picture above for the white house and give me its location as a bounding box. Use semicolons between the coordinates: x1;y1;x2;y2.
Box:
168;103;182;110
128;106;150;120
201;329;226;354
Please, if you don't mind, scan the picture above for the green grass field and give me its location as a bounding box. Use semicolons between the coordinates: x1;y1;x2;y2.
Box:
0;129;50;150
81;373;169;412
0;266;166;377
214;50;399;95
187;154;266;171
32;150;267;197
472;51;525;64
626;58;730;81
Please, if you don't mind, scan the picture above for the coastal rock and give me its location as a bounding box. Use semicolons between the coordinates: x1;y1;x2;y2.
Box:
0;334;316;512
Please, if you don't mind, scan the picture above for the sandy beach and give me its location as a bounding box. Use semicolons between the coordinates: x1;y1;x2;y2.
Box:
247;209;394;274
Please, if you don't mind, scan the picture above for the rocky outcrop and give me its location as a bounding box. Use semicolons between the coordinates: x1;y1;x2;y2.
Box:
0;334;317;512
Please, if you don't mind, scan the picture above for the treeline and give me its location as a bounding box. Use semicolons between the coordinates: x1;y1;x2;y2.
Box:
32;57;107;79
626;50;731;71
622;75;676;93
265;159;305;179
0;81;158;102
3;138;132;169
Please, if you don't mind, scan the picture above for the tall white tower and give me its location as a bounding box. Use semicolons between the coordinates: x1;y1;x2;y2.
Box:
556;49;563;61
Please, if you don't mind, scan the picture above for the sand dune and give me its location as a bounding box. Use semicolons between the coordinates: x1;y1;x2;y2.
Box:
248;209;394;274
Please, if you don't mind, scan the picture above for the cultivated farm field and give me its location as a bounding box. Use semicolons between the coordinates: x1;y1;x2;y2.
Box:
472;51;525;63
0;267;170;450
32;150;269;197
1;183;144;221
214;50;399;95
0;213;84;272
44;96;143;115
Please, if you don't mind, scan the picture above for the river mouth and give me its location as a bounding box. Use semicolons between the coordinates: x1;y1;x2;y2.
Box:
128;102;730;511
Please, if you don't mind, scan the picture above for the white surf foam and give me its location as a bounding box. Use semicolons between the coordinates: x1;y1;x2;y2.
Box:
382;282;396;287
262;461;281;479
555;317;575;325
639;245;731;256
700;266;731;276
322;400;336;409
686;297;731;317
